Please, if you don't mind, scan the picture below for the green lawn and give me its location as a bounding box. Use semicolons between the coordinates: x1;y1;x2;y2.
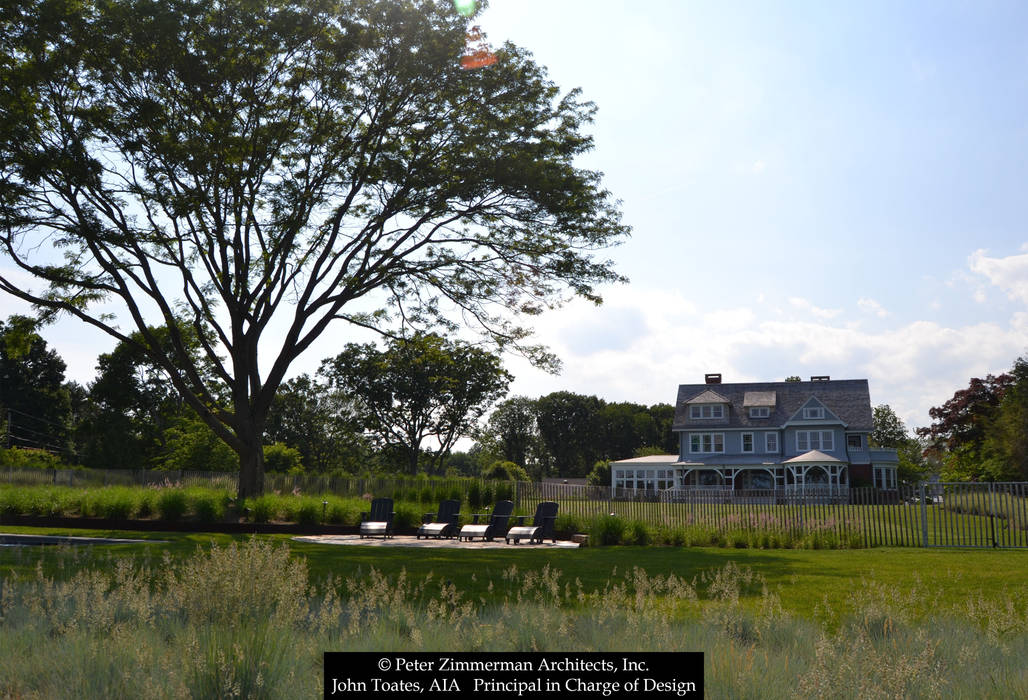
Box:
2;526;1026;699
3;524;1026;621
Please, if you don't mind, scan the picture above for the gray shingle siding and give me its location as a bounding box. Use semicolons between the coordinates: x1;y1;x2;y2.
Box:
672;378;873;432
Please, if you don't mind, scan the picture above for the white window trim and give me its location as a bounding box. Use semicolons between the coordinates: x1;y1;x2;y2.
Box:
690;404;725;419
765;432;779;453
796;430;835;452
749;407;770;418
689;432;725;454
741;432;754;453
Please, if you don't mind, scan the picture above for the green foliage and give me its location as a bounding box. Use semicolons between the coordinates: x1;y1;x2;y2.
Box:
591;514;627;546
0;0;628;500
0;447;64;470
467;481;482;510
263;374;368;474
321;334;512;476
0;317;72;455
586;460;611;486
482;460;530;482
159;417;237;472
156;490;189;521
262;443;303;474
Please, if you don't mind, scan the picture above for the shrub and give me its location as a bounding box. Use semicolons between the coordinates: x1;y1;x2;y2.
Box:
482;460;530;482
627;519;651;546
97;488;137;519
156;490;188;521
480;484;494;506
467;481;482;510
591;514;626;546
190;490;226;522
250;495;277;523
393;503;419;530
295;498;320;526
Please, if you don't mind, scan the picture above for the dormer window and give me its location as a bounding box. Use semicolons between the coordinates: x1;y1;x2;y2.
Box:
690;404;724;419
749;407;770;418
803;407;824;419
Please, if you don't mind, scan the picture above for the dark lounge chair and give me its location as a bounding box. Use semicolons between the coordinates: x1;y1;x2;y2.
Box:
417;499;461;539
505;501;559;544
359;497;394;538
458;500;514;542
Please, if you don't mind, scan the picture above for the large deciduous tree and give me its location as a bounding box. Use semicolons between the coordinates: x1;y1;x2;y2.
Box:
0;0;628;496
320;333;511;474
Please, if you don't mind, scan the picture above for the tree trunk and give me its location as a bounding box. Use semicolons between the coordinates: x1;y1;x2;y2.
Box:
237;435;265;500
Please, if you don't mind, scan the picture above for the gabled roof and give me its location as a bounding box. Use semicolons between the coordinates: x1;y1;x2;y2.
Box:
783;450;845;464
684;389;730;404
672;378;874;431
743;391;776;407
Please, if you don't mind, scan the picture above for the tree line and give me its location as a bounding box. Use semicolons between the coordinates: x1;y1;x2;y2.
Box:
3;314;1025;483
0;316;673;479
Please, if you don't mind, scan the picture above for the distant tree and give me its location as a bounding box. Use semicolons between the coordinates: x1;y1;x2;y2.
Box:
587;460;611;486
535;391;604;477
918;371;1015;480
0;0;628;497
0;316;72;455
647;403;678;453
871;404;908;448
784;376;802;383
78;326;194;469
262;442;304;474
475;396;541;473
979;357;1028;481
321;334;511;475
264;374;368;474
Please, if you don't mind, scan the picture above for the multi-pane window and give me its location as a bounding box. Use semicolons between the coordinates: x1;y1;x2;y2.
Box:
847;434;862;448
689;404;725;419
689;433;725;453
766;432;779;452
615;468;675;491
742;433;754;453
803;407;825;419
749;407;770;418
796;430;834;451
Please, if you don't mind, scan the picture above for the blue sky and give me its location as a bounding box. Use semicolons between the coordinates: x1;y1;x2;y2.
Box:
7;0;1028;433
471;0;1028;429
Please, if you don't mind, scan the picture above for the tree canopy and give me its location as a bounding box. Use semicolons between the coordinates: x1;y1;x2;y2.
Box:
320;333;511;474
0;0;628;496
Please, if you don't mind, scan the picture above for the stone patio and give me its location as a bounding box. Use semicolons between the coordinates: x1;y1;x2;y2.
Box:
292;534;580;549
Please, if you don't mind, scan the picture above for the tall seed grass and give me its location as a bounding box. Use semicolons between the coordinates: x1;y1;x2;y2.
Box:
0;541;1025;699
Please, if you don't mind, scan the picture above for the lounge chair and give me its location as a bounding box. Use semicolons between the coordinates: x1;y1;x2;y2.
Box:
458;500;514;542
359;497;394;538
505;501;559;544
417;499;461;539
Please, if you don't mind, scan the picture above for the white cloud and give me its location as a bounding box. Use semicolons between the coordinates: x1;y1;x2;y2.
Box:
788;296;841;319
857;297;889;318
969;248;1028;304
507;287;1028;430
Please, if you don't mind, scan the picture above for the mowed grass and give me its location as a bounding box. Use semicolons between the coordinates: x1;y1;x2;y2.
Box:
2;525;1026;621
1;529;1026;698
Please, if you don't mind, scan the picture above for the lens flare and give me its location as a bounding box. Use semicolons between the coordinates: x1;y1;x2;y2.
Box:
453;0;476;17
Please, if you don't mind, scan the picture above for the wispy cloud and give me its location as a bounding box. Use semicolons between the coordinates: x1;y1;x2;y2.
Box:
509;288;1028;431
969;247;1028;305
857;297;889;318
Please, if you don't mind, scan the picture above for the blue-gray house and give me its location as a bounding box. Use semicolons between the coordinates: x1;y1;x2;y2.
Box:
612;374;899;498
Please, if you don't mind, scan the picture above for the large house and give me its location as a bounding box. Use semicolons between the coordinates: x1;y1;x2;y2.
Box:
612;374;899;498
